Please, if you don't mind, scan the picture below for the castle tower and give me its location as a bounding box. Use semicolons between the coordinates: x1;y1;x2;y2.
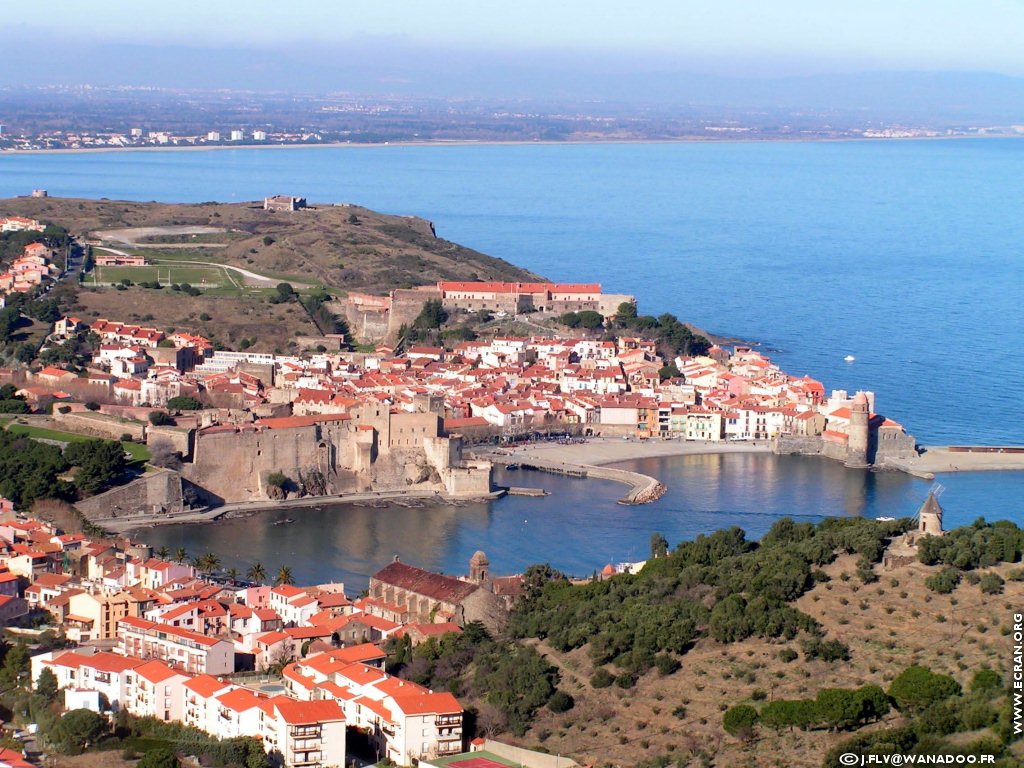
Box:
845;391;870;468
469;550;490;584
917;491;944;537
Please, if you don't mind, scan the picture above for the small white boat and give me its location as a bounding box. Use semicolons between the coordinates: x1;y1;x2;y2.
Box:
844;355;856;362
876;516;895;522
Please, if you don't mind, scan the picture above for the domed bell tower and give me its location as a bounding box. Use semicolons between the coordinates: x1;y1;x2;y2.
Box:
469;550;490;584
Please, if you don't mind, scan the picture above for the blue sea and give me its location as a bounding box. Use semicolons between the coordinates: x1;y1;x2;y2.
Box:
2;140;1022;583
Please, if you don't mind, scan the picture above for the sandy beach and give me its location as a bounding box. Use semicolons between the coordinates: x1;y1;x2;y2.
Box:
891;446;1024;474
485;439;1024;475
487;438;773;467
1;133;1013;158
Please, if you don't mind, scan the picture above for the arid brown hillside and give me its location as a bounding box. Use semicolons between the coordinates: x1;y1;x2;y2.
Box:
0;196;540;293
512;554;1021;768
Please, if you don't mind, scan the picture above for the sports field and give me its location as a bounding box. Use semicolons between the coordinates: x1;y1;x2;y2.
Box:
93;263;238;288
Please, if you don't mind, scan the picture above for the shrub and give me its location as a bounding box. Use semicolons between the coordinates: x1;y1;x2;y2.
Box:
148;411;172;426
925;566;961;594
166;395;202;411
614;672;637;689
979;573;1004;595
84;401;100;411
590;668;614;688
547;690;575;713
779;648;798;663
654;654;681;676
970;668;1003;695
138;748;180;768
722;704;759;738
888;665;961;714
801;636;850;662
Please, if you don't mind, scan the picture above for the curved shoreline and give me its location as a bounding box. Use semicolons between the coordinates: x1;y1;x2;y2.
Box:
488;438;774;468
1;134;1016;158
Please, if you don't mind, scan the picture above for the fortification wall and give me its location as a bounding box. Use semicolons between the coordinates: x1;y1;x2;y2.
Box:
774;435;848;462
874;428;919;464
52;409;146;441
186;425;335;500
146;425;193;459
76;469;184;523
186;413;449;502
387;288;441;341
334;299;391;343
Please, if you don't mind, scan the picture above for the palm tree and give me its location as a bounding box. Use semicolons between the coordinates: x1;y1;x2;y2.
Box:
274;566;294;586
225;567;238;584
246;562;266;584
194;551;220;575
173;547;188;564
156;545;169;560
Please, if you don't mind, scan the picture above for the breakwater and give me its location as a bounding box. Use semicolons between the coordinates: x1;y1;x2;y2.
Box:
492;456;666;505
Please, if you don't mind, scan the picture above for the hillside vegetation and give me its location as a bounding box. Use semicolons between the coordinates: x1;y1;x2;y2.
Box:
0;196;540;294
387;517;1023;767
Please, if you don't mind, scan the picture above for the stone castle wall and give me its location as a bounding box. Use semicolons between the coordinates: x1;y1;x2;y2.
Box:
76;469;184;523
774;434;848;463
388;288;441;341
185;421;356;501
52;410;146;441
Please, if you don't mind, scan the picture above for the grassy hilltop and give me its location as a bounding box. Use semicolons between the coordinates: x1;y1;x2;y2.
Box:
0;196;539;294
0;196;541;352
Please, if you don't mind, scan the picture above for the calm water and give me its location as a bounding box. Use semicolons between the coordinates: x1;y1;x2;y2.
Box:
137;461;1024;590
2;141;1021;583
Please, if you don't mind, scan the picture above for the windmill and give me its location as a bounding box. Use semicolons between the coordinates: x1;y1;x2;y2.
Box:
912;482;945;536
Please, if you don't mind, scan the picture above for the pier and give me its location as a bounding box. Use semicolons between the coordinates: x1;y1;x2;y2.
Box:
492;456;666;505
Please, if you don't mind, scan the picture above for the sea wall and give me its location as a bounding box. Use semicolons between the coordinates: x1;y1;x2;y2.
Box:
774;434;847;462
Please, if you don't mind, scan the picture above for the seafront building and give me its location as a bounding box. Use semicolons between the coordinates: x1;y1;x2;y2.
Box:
4;288;918;521
10;515;499;766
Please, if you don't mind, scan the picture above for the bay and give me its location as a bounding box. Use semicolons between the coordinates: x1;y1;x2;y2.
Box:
2;139;1021;584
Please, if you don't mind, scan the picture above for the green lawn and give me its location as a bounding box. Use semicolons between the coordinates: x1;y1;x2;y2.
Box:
94;264;235;288
4;422;151;462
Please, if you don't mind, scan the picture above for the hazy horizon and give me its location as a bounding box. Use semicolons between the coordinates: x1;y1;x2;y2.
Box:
4;3;1024;124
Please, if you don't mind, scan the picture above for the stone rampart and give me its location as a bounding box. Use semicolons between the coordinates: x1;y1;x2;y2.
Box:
76;469;184;524
52;409;146;441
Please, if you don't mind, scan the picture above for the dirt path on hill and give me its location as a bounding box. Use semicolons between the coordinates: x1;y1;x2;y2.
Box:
94;225;227;244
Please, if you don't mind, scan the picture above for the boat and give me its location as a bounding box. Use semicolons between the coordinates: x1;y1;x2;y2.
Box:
875;516;895;522
273;518;295;526
844;355;856;362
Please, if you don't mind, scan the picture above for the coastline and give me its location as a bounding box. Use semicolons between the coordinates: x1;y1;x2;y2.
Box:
1;133;1019;158
485;438;774;468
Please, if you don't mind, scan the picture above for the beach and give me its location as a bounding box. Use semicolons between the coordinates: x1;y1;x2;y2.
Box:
481;438;773;467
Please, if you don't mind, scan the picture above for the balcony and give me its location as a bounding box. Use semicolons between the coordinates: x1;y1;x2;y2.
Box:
289;752;323;767
438;740;463;756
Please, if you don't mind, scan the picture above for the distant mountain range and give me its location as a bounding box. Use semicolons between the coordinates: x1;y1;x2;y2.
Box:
3;35;1024;124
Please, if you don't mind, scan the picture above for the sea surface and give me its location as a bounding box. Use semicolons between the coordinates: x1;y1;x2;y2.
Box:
1;140;1021;584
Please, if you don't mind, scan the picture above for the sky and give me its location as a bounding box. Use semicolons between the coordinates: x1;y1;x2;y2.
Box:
7;0;1024;76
